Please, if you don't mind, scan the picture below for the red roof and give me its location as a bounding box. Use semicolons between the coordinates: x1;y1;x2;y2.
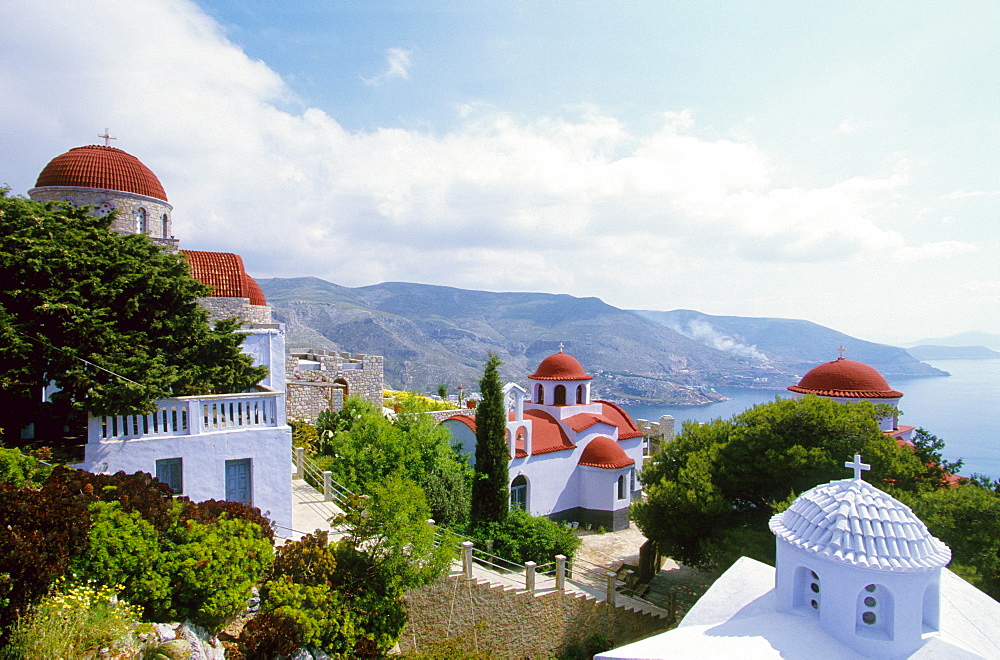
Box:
787;358;902;399
578;436;635;469
180;250;267;306
35;145;168;201
887;425;916;437
595;400;645;440
529;351;593;381
523;409;575;454
564;412;616;433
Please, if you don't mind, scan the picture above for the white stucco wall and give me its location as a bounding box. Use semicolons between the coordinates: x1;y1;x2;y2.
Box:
240;325;287;391
82;424;293;536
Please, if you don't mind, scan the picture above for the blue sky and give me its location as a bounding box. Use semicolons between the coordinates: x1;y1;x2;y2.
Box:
1;1;997;345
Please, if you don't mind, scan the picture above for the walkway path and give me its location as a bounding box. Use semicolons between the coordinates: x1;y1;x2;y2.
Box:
273;477;346;544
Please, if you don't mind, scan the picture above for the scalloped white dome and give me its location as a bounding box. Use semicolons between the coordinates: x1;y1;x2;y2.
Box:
769;478;951;572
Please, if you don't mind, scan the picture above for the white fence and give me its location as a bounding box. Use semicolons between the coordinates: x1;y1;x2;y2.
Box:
89;389;285;442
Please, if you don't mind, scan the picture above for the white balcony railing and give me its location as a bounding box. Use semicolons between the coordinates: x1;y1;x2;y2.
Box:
88;388;285;442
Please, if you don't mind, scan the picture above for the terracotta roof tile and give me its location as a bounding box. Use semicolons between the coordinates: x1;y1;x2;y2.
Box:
180;250;267;305
35;145;167;201
578;436;635;469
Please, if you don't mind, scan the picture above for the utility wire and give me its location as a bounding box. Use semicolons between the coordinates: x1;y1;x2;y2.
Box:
7;325;146;388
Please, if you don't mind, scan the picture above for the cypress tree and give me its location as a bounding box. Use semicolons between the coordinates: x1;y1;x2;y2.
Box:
471;352;508;526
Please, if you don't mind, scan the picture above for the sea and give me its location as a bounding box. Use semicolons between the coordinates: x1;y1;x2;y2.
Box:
621;359;1000;481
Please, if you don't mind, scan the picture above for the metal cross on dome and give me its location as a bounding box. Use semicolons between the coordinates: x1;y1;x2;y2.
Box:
558;342;564;353
98;128;116;146
837;345;847;359
845;454;871;480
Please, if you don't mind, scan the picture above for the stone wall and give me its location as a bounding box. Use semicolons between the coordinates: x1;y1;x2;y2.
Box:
29;185;175;242
198;296;273;324
401;573;670;659
286;349;384;420
635;414;675;456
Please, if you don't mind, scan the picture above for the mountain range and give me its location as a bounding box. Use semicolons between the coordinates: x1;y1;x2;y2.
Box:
260;277;946;405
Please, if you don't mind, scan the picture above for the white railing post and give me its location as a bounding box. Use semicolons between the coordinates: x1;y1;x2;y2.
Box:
606;571;617;606
186;399;202;435
555;554;566;591
294;446;304;479
87;415;104;443
322;471;332;502
462;541;474;580
525;561;536;594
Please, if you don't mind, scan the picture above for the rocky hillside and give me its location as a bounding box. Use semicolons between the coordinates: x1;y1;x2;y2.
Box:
634;309;947;380
260;278;945;405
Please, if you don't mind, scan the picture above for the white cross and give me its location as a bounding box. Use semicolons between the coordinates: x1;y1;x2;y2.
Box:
837;345;847;359
558;342;564;353
98;128;116;146
845;454;870;480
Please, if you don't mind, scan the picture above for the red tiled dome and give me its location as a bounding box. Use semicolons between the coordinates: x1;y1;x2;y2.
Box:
788;358;902;399
529;351;593;381
35;145;168;201
578;436;634;470
180;250;267;306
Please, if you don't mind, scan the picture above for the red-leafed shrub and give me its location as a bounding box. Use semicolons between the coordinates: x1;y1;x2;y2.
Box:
238;612;303;659
46;467;175;533
0;479;91;630
178;498;275;543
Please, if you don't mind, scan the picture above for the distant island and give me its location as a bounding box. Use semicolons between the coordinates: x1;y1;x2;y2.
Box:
261;277;949;406
907;345;1000;360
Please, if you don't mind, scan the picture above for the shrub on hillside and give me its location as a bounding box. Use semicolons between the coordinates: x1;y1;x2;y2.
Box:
0;446;51;488
0;479;92;632
473;508;581;565
4;579;143;659
237;611;303;660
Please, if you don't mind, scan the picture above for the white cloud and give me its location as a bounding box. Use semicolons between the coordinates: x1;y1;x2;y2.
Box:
362;47;413;86
1;0;995;340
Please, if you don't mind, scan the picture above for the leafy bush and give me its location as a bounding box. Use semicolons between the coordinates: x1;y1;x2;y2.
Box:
154;513;273;630
0;478;92;631
315;397;473;527
260;532;372;654
70;501;170;619
5;578;142;659
237;611;303;660
0;446;51;488
472;508;581;564
289;418;320;453
384;390;455;412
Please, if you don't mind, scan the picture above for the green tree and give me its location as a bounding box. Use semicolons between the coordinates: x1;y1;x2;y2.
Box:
0;191;266;443
902;482;1000;599
314;397;473;528
437;384;448;399
632;395;935;570
260;476;454;656
471;353;508;527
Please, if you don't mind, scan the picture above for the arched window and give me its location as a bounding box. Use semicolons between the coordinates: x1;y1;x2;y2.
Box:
535;384;544;404
94;201;113;218
134;208;147;233
554;385;566;406
161;213;169;237
576;384;586;404
617;474;627;500
856;583;893;640
510;475;528;510
922;582;940;633
792;566;821;617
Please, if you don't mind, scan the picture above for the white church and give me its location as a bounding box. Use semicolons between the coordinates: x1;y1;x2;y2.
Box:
443;348;645;531
598;454;1000;659
27;142;293;535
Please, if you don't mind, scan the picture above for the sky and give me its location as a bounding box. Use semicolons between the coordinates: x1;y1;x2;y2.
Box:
1;0;997;346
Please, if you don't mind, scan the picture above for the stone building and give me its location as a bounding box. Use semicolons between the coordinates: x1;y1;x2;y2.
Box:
285;348;384;421
28;142;293;533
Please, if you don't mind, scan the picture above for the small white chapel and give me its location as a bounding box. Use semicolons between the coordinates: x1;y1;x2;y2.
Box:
597;455;1000;659
443;348;645;531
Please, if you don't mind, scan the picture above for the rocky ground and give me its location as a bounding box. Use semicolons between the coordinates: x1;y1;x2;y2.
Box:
575;525;720;621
